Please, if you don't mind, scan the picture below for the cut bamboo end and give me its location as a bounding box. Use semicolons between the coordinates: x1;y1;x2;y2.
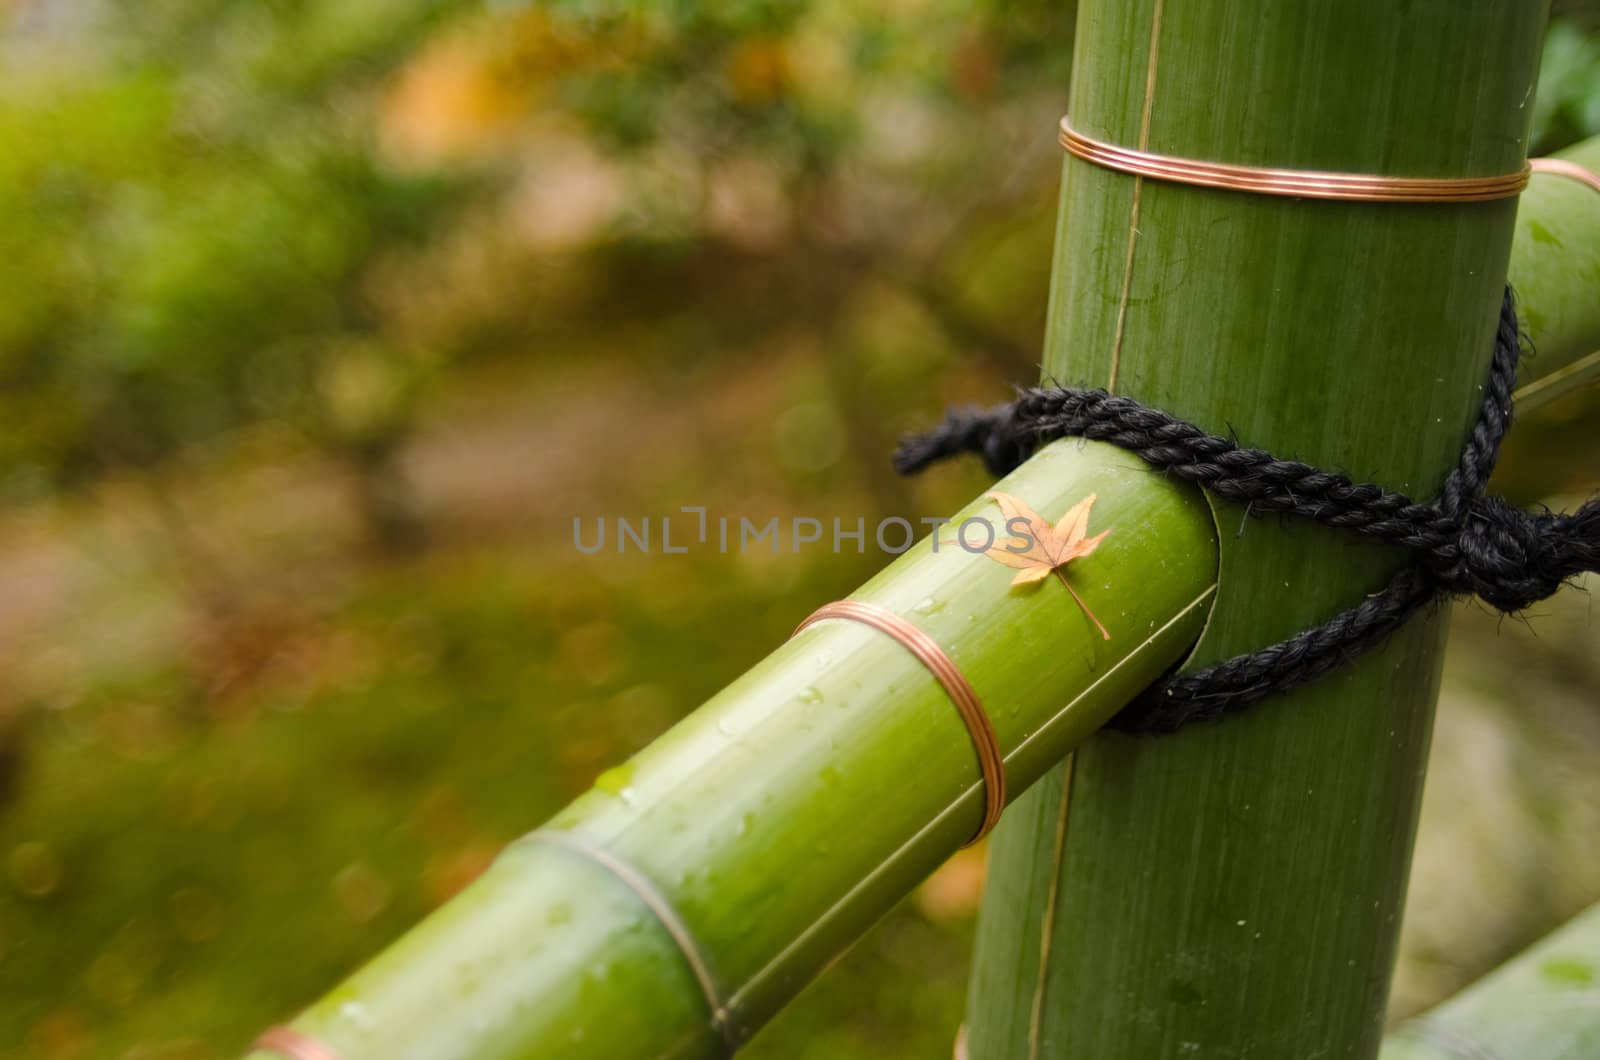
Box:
794;600;1007;843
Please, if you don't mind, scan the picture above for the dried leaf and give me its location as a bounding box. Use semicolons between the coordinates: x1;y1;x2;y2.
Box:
975;490;1112;640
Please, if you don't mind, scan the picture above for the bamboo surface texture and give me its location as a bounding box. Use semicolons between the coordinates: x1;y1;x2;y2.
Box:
965;3;1550;1059
1511;136;1600;411
1381;902;1600;1060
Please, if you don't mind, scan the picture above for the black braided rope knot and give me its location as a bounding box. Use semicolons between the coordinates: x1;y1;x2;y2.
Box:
894;289;1600;733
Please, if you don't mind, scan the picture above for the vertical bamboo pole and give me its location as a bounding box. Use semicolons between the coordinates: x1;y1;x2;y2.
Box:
966;4;1549;1058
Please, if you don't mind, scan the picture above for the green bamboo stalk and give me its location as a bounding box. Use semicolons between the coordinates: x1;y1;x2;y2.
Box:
948;127;1600;1060
965;3;1549;1059
1510;135;1600;411
244;444;1220;1060
241;78;1600;1060
1380;902;1600;1060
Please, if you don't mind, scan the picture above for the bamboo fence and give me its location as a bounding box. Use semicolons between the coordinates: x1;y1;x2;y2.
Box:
247;14;1600;1058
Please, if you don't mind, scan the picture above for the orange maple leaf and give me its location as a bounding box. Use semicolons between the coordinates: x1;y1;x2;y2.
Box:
973;490;1112;640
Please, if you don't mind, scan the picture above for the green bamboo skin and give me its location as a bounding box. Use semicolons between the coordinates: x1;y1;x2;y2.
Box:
1382;902;1600;1060
966;3;1550;1059
247;443;1220;1059
1512;136;1600;411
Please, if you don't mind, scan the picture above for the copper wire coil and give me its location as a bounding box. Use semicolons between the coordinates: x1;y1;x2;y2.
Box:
1530;157;1600;196
794;600;1006;843
254;1027;342;1060
1059;118;1529;203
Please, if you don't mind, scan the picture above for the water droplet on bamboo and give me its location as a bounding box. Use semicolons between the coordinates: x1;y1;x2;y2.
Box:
8;840;63;898
340;1001;376;1030
594;763;636;798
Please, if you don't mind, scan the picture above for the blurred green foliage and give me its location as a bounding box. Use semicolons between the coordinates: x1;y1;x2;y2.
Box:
0;1;477;542
0;0;1080;546
9;0;1593;514
1537;19;1600;155
1;2;1599;1059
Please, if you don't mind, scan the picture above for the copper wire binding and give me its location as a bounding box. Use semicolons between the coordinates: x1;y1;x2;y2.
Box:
794;600;1005;843
1530;157;1600;195
254;1027;342;1060
1059;118;1530;203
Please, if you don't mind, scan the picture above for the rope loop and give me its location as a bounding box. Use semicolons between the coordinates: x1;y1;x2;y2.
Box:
895;289;1600;732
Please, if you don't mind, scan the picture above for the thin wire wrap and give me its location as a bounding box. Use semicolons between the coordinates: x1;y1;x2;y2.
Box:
1530;157;1600;195
795;600;1006;841
1060;118;1530;203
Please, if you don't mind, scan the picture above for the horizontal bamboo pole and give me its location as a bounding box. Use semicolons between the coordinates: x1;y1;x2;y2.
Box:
246;134;1600;1060
248;445;1220;1059
1382;902;1600;1060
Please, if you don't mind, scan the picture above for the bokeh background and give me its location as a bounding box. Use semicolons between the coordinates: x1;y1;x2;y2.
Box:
2;2;1600;1057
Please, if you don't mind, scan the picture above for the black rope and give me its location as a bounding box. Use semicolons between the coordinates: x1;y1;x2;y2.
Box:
894;290;1600;732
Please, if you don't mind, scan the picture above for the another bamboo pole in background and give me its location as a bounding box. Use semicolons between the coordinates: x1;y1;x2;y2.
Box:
964;3;1550;1058
1511;136;1600;411
1381;902;1600;1060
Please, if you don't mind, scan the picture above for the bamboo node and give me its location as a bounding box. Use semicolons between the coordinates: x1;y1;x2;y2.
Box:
1059;117;1530;203
793;600;1006;843
525;829;738;1051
